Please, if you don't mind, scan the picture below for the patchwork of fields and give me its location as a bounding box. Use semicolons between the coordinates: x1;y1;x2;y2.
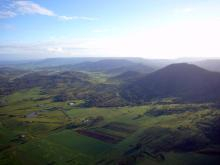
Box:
0;88;220;165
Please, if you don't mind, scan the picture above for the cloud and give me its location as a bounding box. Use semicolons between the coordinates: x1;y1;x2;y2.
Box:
0;1;97;21
47;47;63;53
13;1;55;16
58;15;98;21
2;18;219;59
0;10;16;19
0;0;55;19
58;16;73;21
0;39;94;59
72;16;98;21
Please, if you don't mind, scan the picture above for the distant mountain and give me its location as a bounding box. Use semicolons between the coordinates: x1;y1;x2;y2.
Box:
71;59;133;71
121;63;220;103
193;59;220;72
4;57;148;69
70;59;154;75
0;60;33;66
13;58;103;69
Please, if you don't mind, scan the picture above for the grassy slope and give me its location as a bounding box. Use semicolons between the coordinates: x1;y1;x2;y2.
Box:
0;88;220;165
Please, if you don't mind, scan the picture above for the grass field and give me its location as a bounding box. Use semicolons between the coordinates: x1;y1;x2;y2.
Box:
0;88;220;164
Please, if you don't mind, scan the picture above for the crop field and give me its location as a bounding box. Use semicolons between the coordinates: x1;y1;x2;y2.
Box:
0;88;220;165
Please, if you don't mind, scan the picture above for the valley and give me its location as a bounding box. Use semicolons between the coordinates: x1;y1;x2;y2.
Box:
1;0;220;164
0;59;220;165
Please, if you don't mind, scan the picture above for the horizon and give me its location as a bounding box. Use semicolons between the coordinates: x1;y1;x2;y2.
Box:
0;56;220;62
1;0;220;60
1;55;220;62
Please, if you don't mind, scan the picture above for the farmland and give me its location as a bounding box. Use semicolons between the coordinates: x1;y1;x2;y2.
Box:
0;87;220;165
2;0;220;163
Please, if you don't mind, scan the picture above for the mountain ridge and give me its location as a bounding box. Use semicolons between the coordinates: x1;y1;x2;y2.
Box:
120;63;220;103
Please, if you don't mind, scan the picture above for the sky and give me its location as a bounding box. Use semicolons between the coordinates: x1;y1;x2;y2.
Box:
0;0;220;60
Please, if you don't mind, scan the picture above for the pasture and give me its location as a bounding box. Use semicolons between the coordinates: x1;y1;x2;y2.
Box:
0;88;220;164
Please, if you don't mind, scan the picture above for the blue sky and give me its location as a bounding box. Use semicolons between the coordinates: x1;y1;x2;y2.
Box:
0;0;220;60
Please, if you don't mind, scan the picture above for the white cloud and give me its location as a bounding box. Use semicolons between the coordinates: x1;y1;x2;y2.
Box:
0;1;96;21
58;15;98;21
58;16;73;21
0;39;95;58
13;1;55;16
72;16;98;21
47;47;63;53
1;18;219;59
0;10;16;19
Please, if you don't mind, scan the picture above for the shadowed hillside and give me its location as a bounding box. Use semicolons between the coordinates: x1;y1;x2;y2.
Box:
121;63;220;103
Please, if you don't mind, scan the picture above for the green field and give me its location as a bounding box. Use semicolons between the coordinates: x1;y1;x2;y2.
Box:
0;88;220;165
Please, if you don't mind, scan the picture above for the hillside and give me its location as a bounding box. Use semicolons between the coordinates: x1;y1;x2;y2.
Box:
109;71;145;83
121;63;220;103
1;62;220;165
0;69;126;107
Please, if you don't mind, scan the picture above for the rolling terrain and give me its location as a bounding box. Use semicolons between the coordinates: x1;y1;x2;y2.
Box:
2;57;220;73
0;59;220;165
